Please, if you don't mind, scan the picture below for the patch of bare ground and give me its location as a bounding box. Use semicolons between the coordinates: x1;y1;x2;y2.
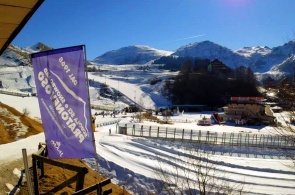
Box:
0;102;130;195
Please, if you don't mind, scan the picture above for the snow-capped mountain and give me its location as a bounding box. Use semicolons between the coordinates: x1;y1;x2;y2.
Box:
93;45;173;65
0;42;52;67
236;46;271;60
23;42;53;53
170;40;295;81
263;55;295;79
172;41;250;69
1;39;295;93
0;42;53;92
248;40;295;73
0;45;31;67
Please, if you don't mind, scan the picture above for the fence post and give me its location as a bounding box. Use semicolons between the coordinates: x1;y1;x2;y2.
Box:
237;133;241;149
32;158;39;195
174;128;176;140
244;133;249;149
259;135;264;148
198;130;202;143
222;132;226;145
132;124;135;136
124;124;127;135
157;127;159;138
75;173;85;191
190;130;193;141
166;127;168;139
149;126;151;137
287;135;290;148
253;134;258;147
206;131;210;144
230;133;234;147
277;135;281;148
268;135;272;148
182;129;184;141
22;149;34;195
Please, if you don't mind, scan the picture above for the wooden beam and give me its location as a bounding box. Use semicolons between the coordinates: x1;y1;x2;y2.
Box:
72;179;111;195
47;173;80;194
32;154;88;173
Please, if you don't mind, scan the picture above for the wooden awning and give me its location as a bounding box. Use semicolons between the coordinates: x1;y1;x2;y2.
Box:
0;0;44;55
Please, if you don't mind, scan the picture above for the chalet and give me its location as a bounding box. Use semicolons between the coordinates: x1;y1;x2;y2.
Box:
207;59;233;79
263;76;276;88
223;97;276;125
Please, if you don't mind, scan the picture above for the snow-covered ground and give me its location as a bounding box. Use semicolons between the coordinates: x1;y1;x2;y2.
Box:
0;64;295;194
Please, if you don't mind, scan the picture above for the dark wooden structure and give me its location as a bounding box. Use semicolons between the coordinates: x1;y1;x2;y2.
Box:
263;76;277;88
30;143;112;195
207;59;233;79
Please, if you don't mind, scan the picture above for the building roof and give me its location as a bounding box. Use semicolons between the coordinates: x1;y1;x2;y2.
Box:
0;0;44;55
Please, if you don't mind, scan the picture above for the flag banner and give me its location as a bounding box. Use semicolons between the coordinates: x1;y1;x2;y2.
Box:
32;45;95;159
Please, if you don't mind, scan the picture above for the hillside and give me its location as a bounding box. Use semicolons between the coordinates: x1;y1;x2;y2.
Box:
173;40;250;69
93;45;173;65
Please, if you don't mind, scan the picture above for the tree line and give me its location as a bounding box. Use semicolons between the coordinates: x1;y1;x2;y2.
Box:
163;60;260;107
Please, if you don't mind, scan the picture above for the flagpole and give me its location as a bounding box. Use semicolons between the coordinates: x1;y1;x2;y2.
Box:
82;45;101;181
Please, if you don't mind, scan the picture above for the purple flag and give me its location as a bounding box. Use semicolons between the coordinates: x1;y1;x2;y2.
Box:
32;45;95;159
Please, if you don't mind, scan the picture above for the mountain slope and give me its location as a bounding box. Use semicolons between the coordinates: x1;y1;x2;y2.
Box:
0;42;53;67
0;42;53;92
172;40;250;69
93;45;173;65
170;40;295;81
249;40;295;73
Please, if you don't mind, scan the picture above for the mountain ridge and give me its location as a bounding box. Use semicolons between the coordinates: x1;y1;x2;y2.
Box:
1;40;295;84
93;45;173;65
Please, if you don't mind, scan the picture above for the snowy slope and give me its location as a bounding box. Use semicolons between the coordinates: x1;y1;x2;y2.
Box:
0;45;31;67
236;46;271;60
93;45;173;65
173;40;250;69
1;93;295;195
0;42;52;67
0;66;35;91
249;40;295;73
255;55;295;82
88;64;174;109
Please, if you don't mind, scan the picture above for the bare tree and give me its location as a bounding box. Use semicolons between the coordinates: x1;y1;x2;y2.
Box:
22;107;30;116
134;97;145;123
162;109;172;124
275;78;295;167
156;145;244;195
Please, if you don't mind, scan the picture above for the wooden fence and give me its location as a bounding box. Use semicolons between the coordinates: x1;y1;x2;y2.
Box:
28;143;112;195
117;124;295;149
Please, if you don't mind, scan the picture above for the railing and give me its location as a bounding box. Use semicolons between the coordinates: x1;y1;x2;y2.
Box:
28;143;112;195
97;119;121;127
117;123;295;149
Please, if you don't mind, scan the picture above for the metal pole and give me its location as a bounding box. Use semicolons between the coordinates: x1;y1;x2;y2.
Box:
83;45;101;183
22;149;34;195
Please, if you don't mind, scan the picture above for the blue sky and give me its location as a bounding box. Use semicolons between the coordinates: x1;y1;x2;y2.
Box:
12;0;295;60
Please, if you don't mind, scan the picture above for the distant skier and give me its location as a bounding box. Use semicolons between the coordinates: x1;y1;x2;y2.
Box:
91;116;96;132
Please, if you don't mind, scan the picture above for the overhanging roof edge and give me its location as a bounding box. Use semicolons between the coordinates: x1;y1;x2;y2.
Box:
0;0;45;56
